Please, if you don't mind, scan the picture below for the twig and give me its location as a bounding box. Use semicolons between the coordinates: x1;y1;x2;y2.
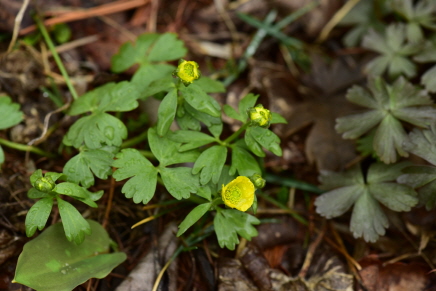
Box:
20;0;150;35
298;222;326;278
102;176;116;229
7;0;30;52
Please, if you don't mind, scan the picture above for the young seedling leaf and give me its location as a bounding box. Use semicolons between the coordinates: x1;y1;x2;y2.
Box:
192;145;227;185
157;88;178;136
160;167;200;200
25;197;54;237
14;220;126;291
64;148;115;188
63;112;127;149
177;203;211;236
148;127;199;167
57;197;91;245
112;148;158;204
230;146;262;176
214;209;260;250
0;95;23;130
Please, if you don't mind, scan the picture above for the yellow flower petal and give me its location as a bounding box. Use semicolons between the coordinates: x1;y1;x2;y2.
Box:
174;59;201;85
221;176;255;211
248;104;272;128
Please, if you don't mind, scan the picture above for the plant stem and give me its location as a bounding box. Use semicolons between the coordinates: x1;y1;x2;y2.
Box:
0;138;55;158
223;123;248;145
34;15;79;101
121;130;149;148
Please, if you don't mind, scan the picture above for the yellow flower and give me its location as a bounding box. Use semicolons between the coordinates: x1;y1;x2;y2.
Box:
221;176;255;211
247;104;272;128
173;59;201;85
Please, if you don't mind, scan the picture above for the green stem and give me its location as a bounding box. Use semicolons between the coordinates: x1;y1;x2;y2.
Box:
257;192;308;225
0;138;55;158
138;150;155;160
121;131;149;148
223;123;249;145
34;15;79;101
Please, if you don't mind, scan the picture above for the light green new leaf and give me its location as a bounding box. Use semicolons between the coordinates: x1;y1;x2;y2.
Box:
271;112;287;124
177;203;211;237
246;127;282;157
57;198;91;245
25;197;54;237
111;33;160;72
192;145;227;185
157;88;178;136
0;95;23;130
214;209;260;250
112;148;158;204
168;130;216;152
68;81;139;115
160;167;200;200
148;128;199;167
147;33;187;62
315;162;418;242
14;220;126;291
63;112;127;149
30;169;43;186
54;182;101;208
28;188;50;199
64;148;115;188
180;83;221;117
0;146;3;164
229;146;261;176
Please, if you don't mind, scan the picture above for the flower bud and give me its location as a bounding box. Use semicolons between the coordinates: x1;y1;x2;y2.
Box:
247;104;272;128
250;173;265;189
35;176;55;192
173;59;201;85
221;176;255;212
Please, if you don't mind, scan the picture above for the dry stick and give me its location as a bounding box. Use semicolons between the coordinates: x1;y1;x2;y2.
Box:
147;0;159;32
7;0;30;52
316;0;362;43
98;15;137;41
102;175;116;229
298;222;327;278
20;0;149;35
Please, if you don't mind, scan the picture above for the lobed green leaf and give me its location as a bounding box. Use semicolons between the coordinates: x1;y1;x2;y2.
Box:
0;95;23;130
192;145;227;185
25;197;54;237
157;88;178;136
177;203;211;237
160;167;200;200
57;197;91;245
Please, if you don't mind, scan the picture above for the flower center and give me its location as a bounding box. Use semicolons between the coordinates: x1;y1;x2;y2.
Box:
224;185;242;205
183;63;195;77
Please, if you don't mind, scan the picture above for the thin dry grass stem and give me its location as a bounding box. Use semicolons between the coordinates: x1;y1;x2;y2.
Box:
48;35;100;56
147;0;159;32
20;0;150;35
7;0;30;52
298;221;327;278
102;176;116;229
317;0;362;43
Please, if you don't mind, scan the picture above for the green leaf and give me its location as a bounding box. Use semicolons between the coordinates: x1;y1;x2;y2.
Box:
239;94;259;121
180;83;221;117
404;124;436;165
112;148;158;204
421;65;436;93
0;146;3;164
54;182;101;208
194;77;226;93
30;169;43;186
0;95;23;130
246;127;282;157
111;33;160;72
229;146;262;176
271;112;287;124
245;129;265;157
223;104;243;122
183;102;222;128
14;220;126;291
69;82;139;115
177;203;211;236
64;148;115;188
168;130;216;152
147;33;187;62
25;197;54;237
176;111;201;131
160;167;200;199
214;209;260;250
131;63;175;98
157;88;178;136
28;188;50;199
192;145;227;185
148;127;199;167
63;112;127;149
398;166;436;210
57;197;91;244
315;162;418;242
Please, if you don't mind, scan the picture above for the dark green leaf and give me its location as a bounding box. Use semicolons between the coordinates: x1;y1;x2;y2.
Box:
63;112;127;149
369;183;417;211
14;220;126;291
160;167;200;199
25;197;54;237
27;188;50;199
246;127;282;156
238;94;259;121
112;148;158;204
180;83;221;117
223;104;243;122
177;203;211;236
194;77;225;93
168;130;216;152
131;64;175;98
157;88;178;136
245;129;265;157
229;146;261;176
214;209;259;250
0;146;3;164
147;33;187;62
315;185;364;218
57;197;91;244
0;96;23;130
183;102;222;128
192;145;227;185
271;112;287;124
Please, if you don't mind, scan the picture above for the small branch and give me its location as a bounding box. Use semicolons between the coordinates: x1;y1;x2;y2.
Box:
7;0;30;52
